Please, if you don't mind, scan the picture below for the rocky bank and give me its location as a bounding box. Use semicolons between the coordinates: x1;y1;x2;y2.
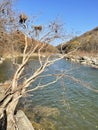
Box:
65;54;98;68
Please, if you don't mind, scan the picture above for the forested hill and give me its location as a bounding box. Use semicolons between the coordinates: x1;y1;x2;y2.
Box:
57;27;98;54
0;30;59;57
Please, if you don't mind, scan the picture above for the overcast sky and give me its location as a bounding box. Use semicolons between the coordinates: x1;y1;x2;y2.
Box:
15;0;98;44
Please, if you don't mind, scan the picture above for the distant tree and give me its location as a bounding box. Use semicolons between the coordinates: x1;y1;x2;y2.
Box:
0;0;19;56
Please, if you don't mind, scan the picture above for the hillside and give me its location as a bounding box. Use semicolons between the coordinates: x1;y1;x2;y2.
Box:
57;27;98;67
12;30;59;53
0;30;59;57
57;27;98;54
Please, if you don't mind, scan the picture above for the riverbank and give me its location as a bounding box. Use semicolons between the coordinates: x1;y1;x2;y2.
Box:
65;51;98;68
1;51;98;69
2;52;50;59
2;52;58;59
0;56;98;129
0;52;56;65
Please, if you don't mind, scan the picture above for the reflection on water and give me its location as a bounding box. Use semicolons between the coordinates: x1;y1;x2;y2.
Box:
0;58;98;130
0;59;15;82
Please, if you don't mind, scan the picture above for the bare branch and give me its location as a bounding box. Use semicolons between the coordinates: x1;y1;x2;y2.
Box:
25;74;63;93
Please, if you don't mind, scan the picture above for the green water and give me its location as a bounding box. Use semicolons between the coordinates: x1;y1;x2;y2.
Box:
0;58;98;130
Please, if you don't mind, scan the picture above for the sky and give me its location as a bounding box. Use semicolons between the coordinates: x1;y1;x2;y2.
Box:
15;0;98;44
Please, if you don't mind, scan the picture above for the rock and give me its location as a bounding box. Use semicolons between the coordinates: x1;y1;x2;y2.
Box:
70;58;76;62
1;57;5;61
40;118;56;130
83;56;90;60
0;83;5;100
81;61;87;65
65;54;98;68
32;121;44;130
0;57;5;64
33;106;60;118
0;60;3;64
95;62;98;66
79;57;85;60
32;106;60;130
92;58;97;63
15;110;34;130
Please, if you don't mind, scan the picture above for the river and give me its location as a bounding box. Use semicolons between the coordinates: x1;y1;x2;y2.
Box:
0;58;98;130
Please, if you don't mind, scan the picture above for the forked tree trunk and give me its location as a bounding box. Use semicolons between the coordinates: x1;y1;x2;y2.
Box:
0;92;20;130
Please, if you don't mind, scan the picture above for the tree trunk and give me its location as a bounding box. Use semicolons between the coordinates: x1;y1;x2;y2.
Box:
0;92;20;130
0;110;7;130
6;94;19;130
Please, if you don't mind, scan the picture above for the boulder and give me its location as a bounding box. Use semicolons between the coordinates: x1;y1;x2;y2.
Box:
0;83;5;100
15;110;34;130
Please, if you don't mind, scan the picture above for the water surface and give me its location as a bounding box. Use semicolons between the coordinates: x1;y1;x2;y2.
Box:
0;58;98;130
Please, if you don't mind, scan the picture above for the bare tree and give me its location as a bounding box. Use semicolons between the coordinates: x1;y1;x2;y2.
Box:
0;1;98;130
0;0;19;57
0;1;66;129
0;28;65;130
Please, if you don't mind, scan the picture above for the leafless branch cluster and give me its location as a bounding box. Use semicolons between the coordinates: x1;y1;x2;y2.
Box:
0;2;67;127
1;1;97;130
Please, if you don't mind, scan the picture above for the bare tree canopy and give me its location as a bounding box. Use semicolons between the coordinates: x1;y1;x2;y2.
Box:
0;0;67;130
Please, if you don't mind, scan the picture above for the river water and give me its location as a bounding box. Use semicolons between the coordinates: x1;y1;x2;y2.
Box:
0;58;98;130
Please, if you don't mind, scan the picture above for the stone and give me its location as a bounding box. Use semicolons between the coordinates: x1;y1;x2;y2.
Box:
15;110;34;130
33;106;60;118
83;56;90;61
92;58;97;63
0;60;3;64
81;61;87;65
0;83;5;100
